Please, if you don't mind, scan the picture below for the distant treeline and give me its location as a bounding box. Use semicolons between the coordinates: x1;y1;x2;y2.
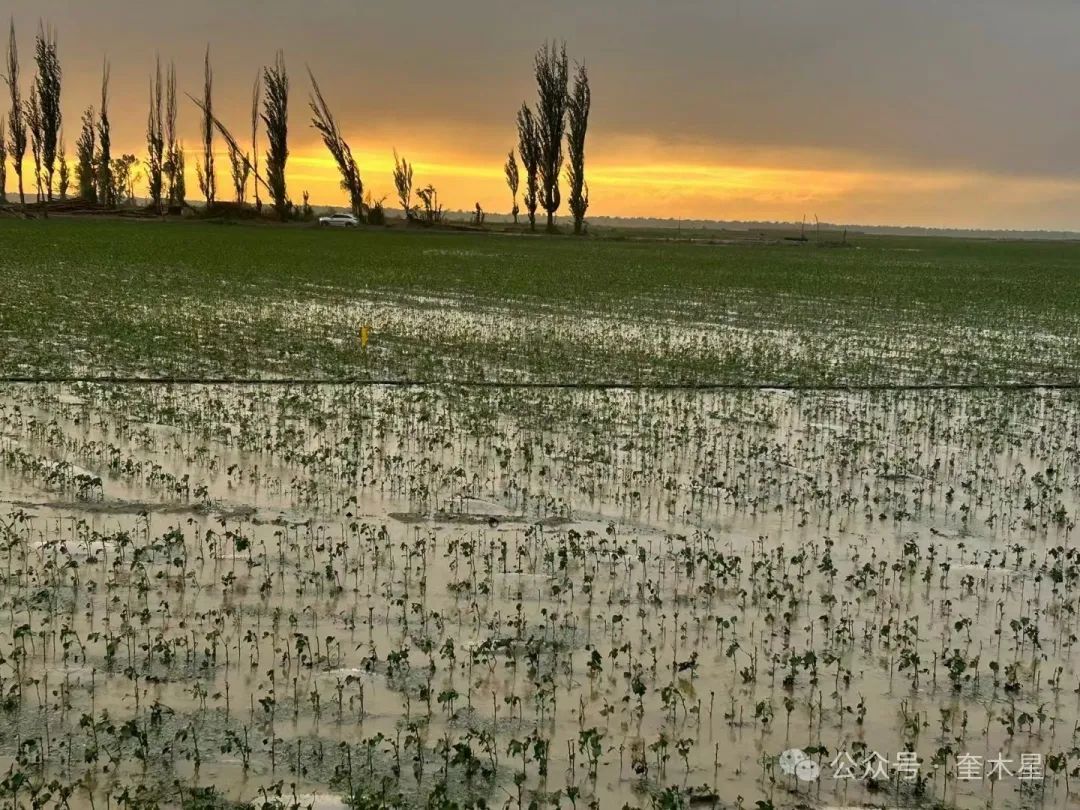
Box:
580;216;1080;241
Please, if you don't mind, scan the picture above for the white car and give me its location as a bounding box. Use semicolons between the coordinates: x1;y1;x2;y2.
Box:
319;212;359;228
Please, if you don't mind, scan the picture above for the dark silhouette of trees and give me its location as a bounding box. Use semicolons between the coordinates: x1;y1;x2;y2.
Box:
26;85;42;202
6;20;27;209
504;149;519;225
566;62;590;235
96;60;113;207
146;56;164;212
367;190;388;225
0;119;7;202
111;153;139;205
262;51;289;220
162;64;179;209
516;104;539;231
227;135;250;204
0;20;600;228
534;41;568;231
251;72;261;212
393;149;413;220
366;191;386;225
33;23;61;202
208;67;252;208
171;145;185;208
417;184;442;225
391;152;438;226
75;106;95;202
308;67;363;220
188;91;265;207
164;62;183;209
57;131;68;198
197;46;215;206
515;43;592;235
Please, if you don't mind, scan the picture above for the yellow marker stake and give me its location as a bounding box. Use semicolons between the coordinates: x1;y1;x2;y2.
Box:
360;325;370;349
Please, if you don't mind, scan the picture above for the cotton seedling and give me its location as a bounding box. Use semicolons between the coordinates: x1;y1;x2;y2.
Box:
0;382;1077;806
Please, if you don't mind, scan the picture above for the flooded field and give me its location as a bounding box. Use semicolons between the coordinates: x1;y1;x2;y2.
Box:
1;382;1078;809
3;220;1080;385
2;219;1080;807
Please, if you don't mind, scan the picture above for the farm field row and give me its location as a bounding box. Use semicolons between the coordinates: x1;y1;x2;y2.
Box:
2;220;1079;384
0;382;1077;808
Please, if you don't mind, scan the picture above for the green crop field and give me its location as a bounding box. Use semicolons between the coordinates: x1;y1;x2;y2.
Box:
2;218;1080;810
2;218;1079;383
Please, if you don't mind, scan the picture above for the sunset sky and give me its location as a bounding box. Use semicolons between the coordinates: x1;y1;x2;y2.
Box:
5;0;1080;230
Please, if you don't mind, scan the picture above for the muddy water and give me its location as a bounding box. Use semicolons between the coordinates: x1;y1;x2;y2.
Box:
0;384;1077;809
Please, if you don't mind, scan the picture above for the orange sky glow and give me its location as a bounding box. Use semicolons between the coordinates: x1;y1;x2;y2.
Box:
5;0;1080;231
185;134;1080;229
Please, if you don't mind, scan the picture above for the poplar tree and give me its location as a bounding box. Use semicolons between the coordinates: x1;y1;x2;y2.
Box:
146;56;164;212
309;67;363;220
197;46;216;206
566;63;591;235
262;51;289;220
516;104;539;231
534;41;568;231
6;20;27;209
75;106;96;202
504;149;519;225
33;23;61;202
97;60;113;206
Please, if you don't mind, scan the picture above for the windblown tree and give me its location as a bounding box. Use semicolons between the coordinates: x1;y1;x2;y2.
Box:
33;23;61;202
308;67;363;220
163;61;180;208
515;103;539;231
504;149;519;225
97;60;113;206
146;56;164;212
392;149;413;221
227;137;250;204
188;92;265;209
416;183;442;225
212;73;254;206
251;72;261;212
534;41;568;231
261;51;289;220
197;46;216;206
75;106;95;202
566;62;590;235
6;20;27;209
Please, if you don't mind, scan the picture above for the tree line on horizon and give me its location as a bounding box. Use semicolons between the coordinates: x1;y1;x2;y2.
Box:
1;20;592;233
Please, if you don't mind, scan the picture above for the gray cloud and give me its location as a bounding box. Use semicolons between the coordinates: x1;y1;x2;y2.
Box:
6;0;1080;213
